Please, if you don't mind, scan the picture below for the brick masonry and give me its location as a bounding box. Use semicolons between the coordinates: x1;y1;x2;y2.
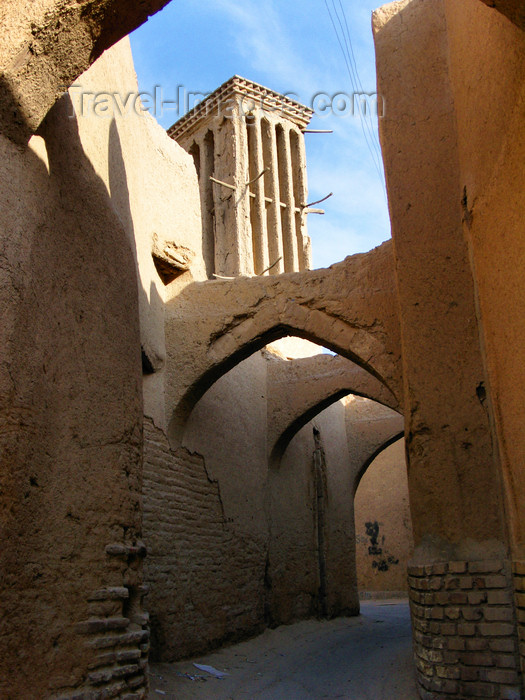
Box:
408;560;522;699
59;545;150;700
142;418;267;661
513;561;525;682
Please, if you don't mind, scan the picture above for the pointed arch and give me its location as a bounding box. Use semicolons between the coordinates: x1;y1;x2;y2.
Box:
166;242;402;445
267;353;401;467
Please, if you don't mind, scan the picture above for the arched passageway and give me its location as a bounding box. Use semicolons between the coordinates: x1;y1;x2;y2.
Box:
354;437;413;597
2;0;524;697
144;331;404;660
165;240;402;444
266;352;400;467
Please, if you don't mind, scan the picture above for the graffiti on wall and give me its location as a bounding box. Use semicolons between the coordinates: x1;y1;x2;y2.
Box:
363;520;399;572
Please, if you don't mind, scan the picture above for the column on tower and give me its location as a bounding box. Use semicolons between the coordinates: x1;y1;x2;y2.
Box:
187;130;216;279
290;127;311;271
246;114;270;276
211;101;252;277
276;124;299;273
261;117;284;275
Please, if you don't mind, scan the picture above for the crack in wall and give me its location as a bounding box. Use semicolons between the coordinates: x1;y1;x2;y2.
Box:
313;426;328;618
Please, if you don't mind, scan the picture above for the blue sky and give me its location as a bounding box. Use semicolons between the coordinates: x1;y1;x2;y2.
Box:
130;0;390;269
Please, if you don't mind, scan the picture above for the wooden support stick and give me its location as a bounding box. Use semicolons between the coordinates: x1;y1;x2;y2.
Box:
259;256;283;275
245;168;269;186
304;192;333;208
303;208;325;215
210;176;236;191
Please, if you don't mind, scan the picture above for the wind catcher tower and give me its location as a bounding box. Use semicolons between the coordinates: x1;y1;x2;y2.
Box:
168;76;314;278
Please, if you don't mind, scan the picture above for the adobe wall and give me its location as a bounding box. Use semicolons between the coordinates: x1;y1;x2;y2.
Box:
374;0;522;695
0;0;172;144
0;36;204;698
445;1;525;682
374;0;507;557
267;396;360;626
143;414;266;661
478;0;525;30
0;51;146;700
68;38;204;431
143;350;362;661
355;439;413;595
444;0;525;560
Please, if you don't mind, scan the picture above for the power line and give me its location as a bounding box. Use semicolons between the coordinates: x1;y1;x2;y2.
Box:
323;0;386;195
328;0;384;184
336;0;384;171
333;0;384;179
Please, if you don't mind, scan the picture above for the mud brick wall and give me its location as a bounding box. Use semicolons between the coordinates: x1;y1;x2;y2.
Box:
142;419;266;661
408;560;521;699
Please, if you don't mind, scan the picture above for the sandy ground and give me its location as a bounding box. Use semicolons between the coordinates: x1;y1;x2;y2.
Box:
148;600;418;699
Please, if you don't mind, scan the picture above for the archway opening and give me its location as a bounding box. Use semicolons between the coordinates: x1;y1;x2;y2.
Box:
354;436;414;600
144;331;404;660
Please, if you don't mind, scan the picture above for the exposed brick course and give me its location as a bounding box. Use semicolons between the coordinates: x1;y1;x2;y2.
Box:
408;560;521;699
65;577;150;699
142;418;267;661
513;560;525;682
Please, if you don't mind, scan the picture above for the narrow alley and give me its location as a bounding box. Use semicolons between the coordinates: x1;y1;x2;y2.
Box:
149;601;417;699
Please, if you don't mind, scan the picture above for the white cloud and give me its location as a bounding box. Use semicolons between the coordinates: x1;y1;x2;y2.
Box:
204;0;323;96
130;0;390;268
